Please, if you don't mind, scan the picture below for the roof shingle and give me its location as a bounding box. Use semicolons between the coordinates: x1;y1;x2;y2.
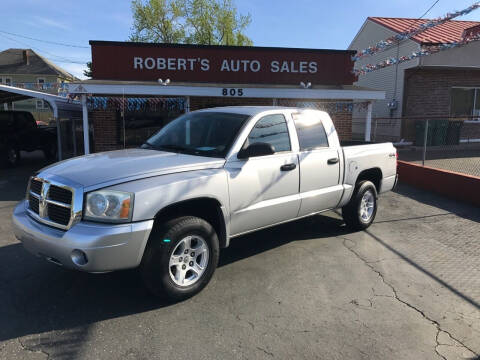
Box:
369;17;480;44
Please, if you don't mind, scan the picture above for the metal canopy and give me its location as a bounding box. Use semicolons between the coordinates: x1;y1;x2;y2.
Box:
0;84;82;160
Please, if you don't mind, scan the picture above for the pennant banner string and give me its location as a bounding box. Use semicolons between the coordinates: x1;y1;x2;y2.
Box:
353;32;480;76
352;2;480;62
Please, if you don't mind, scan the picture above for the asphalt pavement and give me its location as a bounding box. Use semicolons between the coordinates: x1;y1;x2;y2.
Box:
0;152;479;360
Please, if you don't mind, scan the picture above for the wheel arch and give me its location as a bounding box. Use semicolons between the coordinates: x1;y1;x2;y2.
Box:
355;168;382;194
153;197;229;248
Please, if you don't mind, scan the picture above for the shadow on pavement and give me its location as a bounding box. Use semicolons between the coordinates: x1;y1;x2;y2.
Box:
364;229;479;310
0;212;350;359
0;151;52;202
394;183;480;223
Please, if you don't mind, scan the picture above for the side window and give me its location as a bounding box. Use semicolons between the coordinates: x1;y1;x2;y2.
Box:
293;113;329;150
246;114;291;152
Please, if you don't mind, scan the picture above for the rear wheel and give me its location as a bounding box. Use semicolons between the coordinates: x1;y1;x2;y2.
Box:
342;180;378;231
141;216;219;301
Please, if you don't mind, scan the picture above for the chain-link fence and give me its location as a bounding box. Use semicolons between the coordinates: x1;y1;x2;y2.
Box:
397;118;480;177
353;116;480;177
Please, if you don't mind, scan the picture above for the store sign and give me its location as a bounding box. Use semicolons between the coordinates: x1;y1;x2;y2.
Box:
91;41;356;85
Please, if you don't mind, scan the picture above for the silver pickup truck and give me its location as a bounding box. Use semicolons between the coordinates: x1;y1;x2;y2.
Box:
12;106;397;300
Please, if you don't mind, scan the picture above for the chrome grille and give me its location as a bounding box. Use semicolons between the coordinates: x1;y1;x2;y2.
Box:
30;179;43;194
29;195;39;213
27;177;79;230
48;185;72;205
47;204;71;225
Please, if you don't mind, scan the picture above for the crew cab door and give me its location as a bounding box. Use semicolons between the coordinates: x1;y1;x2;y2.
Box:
225;113;300;236
292;112;343;216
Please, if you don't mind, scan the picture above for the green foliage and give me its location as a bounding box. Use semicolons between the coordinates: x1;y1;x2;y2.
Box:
83;61;92;78
129;0;252;46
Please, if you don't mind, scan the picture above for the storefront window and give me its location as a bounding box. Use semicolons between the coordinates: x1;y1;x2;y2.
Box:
119;111;177;147
450;88;480;120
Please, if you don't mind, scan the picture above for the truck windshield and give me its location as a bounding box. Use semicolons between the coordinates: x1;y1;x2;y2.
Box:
142;112;250;157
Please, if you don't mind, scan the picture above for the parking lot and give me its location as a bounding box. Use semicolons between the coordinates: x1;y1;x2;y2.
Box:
0;158;479;360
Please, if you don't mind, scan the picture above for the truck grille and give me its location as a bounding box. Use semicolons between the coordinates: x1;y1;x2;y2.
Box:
27;177;76;230
47;204;71;225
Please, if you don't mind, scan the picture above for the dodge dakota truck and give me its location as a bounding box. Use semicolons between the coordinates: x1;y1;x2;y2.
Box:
12;107;397;300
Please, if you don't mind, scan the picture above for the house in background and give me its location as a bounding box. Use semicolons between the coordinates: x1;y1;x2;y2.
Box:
0;48;76;123
349;17;480;142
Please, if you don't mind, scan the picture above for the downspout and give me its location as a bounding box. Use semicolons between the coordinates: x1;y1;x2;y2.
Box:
81;95;90;154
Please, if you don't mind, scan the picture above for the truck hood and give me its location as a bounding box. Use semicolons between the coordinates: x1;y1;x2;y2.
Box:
37;149;225;189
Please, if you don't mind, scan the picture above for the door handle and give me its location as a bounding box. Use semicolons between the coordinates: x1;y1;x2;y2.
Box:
327;157;339;165
280;163;297;171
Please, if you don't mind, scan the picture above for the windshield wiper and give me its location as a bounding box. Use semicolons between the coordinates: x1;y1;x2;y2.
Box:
141;142;155;149
157;144;187;151
152;144;197;154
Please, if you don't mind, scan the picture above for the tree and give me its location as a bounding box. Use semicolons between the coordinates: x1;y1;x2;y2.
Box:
129;0;252;46
130;0;185;43
83;61;92;78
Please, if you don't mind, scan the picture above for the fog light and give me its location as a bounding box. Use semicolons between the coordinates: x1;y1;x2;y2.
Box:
71;249;88;266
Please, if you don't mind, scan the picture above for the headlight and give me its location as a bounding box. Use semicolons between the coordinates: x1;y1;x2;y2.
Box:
84;190;134;223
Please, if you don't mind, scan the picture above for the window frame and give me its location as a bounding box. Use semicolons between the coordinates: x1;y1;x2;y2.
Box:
243;113;292;155
36;77;46;90
36;99;46;110
451;86;480;123
4;77;12;86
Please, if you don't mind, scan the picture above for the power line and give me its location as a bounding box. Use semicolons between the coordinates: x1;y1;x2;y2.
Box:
0;29;89;48
419;0;441;20
0;33;89;65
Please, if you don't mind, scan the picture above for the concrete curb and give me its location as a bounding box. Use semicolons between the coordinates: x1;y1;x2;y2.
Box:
397;160;480;207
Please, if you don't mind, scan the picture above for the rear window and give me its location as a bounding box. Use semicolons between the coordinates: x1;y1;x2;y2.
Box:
293;113;329;150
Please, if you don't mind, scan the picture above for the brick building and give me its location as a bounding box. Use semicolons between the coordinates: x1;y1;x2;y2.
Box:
349;17;480;142
68;41;384;153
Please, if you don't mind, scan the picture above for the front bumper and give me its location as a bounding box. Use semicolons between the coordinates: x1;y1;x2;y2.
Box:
12;200;154;272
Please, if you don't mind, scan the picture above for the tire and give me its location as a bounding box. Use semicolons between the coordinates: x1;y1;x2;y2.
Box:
5;146;20;167
141;216;219;301
342;180;378;231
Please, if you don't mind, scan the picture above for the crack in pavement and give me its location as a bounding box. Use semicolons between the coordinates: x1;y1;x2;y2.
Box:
342;237;478;360
17;338;50;360
256;346;274;357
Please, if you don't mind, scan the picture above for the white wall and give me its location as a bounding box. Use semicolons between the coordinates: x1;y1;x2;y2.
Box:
421;40;480;68
349;20;420;138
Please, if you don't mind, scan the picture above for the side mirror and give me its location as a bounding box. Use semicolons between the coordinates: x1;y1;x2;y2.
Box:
238;142;275;159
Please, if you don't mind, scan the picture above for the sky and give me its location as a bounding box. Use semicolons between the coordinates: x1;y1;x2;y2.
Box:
1;0;479;79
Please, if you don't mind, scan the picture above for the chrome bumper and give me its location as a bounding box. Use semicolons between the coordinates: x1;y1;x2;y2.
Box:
12;200;154;272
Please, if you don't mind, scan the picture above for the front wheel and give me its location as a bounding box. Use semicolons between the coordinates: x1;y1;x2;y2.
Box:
141;216;219;301
342;180;378;231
